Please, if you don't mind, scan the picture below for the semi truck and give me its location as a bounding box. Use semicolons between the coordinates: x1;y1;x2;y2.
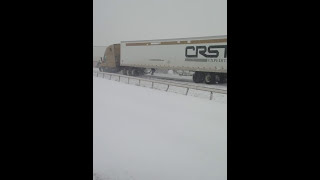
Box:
97;35;227;84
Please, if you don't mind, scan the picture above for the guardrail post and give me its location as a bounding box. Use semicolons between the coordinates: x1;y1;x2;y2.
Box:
210;91;213;100
185;88;189;96
166;85;169;91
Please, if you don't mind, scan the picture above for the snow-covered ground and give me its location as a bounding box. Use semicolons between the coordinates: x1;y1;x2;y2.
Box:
93;68;227;90
93;76;227;180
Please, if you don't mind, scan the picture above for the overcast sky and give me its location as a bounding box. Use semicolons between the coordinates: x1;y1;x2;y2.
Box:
93;0;227;46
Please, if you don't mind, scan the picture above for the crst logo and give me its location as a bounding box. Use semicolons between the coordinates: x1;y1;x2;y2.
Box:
185;45;227;58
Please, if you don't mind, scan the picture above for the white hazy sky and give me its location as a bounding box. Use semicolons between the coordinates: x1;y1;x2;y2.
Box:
93;0;227;46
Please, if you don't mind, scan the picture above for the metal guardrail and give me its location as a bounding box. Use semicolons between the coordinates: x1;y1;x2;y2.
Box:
93;71;227;100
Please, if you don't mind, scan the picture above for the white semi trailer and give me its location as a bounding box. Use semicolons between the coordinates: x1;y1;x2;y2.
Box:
98;35;227;84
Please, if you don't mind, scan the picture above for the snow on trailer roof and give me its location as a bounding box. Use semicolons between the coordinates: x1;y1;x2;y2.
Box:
120;35;227;43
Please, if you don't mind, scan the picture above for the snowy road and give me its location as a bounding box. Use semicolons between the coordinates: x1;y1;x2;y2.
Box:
93;76;227;180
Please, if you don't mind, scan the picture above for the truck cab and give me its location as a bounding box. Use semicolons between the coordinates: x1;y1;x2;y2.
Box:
97;44;121;73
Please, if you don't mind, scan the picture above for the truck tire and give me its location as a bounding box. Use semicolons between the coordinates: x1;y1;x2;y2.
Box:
193;72;204;83
204;73;216;84
215;74;221;84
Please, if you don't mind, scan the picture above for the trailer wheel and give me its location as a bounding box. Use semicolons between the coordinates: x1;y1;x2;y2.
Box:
213;74;222;84
204;73;216;84
193;72;204;83
192;74;199;83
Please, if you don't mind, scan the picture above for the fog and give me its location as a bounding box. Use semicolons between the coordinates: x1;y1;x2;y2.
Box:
93;0;227;46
